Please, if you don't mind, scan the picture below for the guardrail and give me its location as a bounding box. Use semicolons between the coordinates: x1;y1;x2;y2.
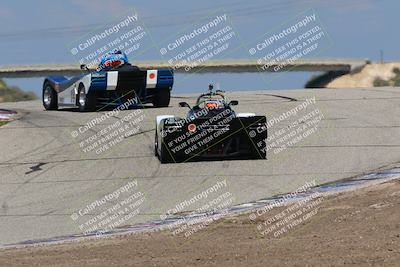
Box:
0;59;369;78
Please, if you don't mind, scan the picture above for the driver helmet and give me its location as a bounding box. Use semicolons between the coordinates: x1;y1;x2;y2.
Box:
100;50;128;69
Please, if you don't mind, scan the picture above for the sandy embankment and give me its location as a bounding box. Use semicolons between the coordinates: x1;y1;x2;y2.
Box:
327;62;400;88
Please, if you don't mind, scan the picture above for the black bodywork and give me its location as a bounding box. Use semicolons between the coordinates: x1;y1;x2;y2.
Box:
156;87;267;163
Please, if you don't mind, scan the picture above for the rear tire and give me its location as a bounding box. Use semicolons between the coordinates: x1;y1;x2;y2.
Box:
158;137;173;163
42;82;58;110
251;151;266;160
77;85;96;112
153;89;170;108
154;132;159;156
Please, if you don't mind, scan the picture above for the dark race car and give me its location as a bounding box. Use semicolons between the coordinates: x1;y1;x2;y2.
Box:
155;84;267;163
42;50;174;111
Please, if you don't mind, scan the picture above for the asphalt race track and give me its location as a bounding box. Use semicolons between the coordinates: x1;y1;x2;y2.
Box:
0;88;399;246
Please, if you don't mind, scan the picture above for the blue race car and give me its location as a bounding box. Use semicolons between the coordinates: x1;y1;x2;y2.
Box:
42;50;174;111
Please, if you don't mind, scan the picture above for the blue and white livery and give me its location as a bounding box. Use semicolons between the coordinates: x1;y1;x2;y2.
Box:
42;50;174;111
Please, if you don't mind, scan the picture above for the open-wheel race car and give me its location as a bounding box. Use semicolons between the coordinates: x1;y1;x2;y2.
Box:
42;50;173;111
155;84;267;163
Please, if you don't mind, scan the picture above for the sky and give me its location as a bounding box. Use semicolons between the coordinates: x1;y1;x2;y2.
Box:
0;0;396;95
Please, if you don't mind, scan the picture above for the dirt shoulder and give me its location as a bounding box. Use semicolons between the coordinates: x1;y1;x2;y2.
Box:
327;62;400;88
1;179;399;267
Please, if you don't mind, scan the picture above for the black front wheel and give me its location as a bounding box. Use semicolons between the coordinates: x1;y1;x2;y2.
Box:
42;82;58;110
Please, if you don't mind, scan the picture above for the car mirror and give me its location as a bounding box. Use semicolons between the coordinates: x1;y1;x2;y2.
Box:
80;64;89;71
229;100;238;106
179;102;191;108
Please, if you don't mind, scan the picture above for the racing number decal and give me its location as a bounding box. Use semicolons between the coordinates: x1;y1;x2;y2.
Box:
146;70;158;88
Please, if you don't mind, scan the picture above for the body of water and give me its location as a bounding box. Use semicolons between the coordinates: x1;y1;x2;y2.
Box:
4;71;322;98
